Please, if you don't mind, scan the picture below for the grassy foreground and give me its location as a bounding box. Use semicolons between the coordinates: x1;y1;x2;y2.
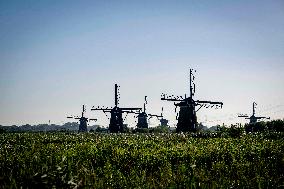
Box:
0;132;283;188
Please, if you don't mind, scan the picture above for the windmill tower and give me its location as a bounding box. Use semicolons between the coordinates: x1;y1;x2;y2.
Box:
135;96;162;129
161;68;223;132
238;102;270;124
91;84;142;133
67;105;97;132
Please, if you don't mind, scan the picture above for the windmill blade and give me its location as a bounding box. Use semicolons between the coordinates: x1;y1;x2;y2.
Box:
148;114;162;119
196;104;203;112
238;113;248;117
255;116;270;119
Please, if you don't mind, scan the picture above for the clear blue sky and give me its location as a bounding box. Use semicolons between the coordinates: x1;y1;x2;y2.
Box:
1;0;283;127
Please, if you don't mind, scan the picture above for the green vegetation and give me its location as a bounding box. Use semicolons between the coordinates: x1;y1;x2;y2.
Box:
0;132;283;188
245;120;284;133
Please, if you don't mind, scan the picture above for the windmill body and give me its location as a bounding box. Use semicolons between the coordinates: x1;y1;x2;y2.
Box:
78;117;88;132
160;118;169;126
175;98;197;132
137;112;148;129
109;107;124;132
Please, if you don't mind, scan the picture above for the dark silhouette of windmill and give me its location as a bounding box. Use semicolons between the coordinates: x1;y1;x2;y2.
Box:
161;68;223;132
238;102;270;124
91;84;142;133
159;107;169;126
67;105;97;132
135;96;162;129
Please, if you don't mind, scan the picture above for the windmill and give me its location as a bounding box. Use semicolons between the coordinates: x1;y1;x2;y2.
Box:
161;68;223;132
159;107;169;127
238;102;270;124
91;84;142;133
67;105;97;132
135;96;162;129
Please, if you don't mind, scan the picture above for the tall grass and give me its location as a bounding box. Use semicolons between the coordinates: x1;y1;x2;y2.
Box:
0;132;283;188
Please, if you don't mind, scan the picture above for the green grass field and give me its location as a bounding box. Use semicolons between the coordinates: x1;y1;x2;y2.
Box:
0;132;283;188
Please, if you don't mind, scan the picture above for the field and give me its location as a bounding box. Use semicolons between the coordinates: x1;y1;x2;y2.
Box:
0;132;283;188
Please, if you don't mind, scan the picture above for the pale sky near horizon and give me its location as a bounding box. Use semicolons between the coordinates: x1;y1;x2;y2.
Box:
1;0;284;127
